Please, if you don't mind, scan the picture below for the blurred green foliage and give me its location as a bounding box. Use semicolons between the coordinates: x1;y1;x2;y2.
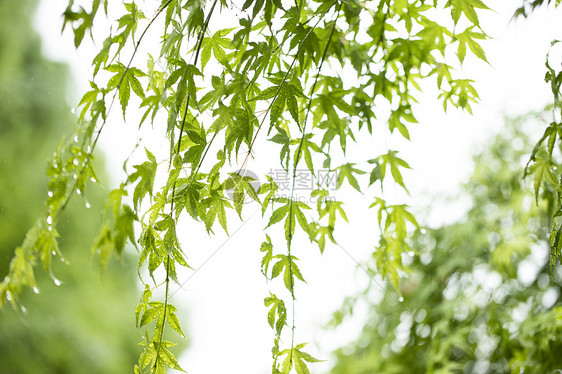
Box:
331;116;562;373
0;0;140;372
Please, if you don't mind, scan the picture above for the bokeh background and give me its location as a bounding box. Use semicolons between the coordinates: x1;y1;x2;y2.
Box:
0;0;139;372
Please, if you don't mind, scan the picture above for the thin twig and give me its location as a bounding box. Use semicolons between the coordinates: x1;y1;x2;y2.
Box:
55;0;174;223
285;2;341;363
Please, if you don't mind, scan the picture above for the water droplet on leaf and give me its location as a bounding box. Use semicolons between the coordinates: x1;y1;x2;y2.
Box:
399;297;404;302
76;189;81;195
54;279;61;286
46;216;52;225
74;135;78;142
85;202;91;209
33;287;40;294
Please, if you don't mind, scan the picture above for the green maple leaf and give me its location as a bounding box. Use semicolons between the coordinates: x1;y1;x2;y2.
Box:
294;133;320;172
385;204;419;240
336;163;365;192
38;227;63;279
106;62;146;117
140;301;164;327
224;108;256;157
203;191;232;234
166;305;186;338
280;343;323;374
135;284;152;327
260;235;274;275
258;176;279;215
369;151;411;192
252;77;304;127
447;0;489;26
269;127;291;170
90;224;114;274
287;201;314;242
388;105;417;140
264;293;287;334
113;204;137;255
319;200;348;228
159;344;185;372
527;150;558;202
200;29;234;68
266;200;312;242
455;26;487;63
223;172;260;217
267;202;290;228
127;149;158;210
271;254;305;292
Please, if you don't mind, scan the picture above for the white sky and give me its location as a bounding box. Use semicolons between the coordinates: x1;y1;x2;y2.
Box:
34;1;562;373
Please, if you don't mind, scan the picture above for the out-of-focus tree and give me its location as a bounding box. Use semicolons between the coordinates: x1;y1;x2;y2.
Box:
0;0;140;372
330;115;562;374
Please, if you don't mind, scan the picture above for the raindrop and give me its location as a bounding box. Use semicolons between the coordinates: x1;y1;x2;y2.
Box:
33;287;40;294
74;135;78;142
48;225;53;232
408;251;415;256
73;159;79;166
54;279;62;286
90;177;96;182
71;108;76;114
85;202;91;209
47;191;53;197
398;297;404;302
76;189;82;195
73;174;77;179
51;250;56;255
46;216;53;225
87;146;91;153
21;305;27;313
6;291;11;301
